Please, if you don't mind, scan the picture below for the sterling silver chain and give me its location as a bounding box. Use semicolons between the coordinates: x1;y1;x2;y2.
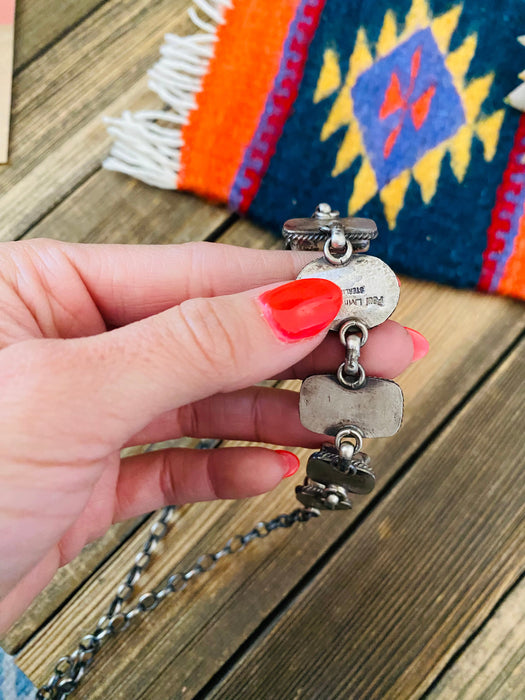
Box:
36;505;319;699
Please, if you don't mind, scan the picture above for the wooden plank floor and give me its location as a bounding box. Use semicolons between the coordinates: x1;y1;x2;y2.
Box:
1;2;524;698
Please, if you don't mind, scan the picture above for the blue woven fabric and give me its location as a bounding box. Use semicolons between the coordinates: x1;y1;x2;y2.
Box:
249;0;524;291
0;648;36;700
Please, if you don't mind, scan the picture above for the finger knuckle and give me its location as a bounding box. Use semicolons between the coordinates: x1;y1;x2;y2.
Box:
178;241;215;297
180;240;215;260
159;450;180;504
21;237;63;253
249;386;265;444
178;400;201;438
177;297;241;382
204;451;226;500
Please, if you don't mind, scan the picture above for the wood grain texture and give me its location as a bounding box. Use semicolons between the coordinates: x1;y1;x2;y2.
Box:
0;0;193;241
22;171;231;246
427;578;525;700
209;339;525;700
13;218;525;697
13;0;104;71
0;21;15;163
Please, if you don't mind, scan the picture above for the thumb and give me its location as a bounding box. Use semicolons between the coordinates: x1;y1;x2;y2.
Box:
76;277;342;442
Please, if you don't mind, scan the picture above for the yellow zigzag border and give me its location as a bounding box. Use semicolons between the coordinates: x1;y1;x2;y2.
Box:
314;0;505;228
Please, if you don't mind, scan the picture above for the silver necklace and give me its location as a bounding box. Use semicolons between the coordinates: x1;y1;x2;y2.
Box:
37;203;403;699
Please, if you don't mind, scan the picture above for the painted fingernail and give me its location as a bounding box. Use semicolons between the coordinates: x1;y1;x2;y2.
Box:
276;450;300;478
258;278;342;342
404;327;429;362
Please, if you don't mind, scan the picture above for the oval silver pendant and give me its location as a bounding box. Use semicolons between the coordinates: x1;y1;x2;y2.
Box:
297;254;399;329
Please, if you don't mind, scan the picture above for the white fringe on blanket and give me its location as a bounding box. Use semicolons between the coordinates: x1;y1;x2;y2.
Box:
103;0;231;189
506;35;525;114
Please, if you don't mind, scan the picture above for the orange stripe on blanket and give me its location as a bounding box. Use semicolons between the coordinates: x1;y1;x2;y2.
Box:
497;203;525;299
177;0;302;201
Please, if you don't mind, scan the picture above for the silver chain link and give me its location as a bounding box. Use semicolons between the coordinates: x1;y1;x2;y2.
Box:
36;505;319;699
336;320;368;390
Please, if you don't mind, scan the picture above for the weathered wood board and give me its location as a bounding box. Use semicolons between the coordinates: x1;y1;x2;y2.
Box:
0;1;15;162
427;578;525;700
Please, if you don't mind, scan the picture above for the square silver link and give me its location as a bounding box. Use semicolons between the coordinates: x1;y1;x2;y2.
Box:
299;375;403;438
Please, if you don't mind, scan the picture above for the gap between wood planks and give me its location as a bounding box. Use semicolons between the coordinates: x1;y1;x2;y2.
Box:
0;0;197;240
423;570;525;699
4;0;231;245
13;0;111;76
191;328;525;700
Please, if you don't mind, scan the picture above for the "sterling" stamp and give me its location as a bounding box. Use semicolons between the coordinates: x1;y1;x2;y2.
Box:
297;254;399;328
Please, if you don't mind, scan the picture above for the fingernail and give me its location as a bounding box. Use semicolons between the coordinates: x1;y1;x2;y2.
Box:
258;279;342;342
276;450;300;478
404;327;429;362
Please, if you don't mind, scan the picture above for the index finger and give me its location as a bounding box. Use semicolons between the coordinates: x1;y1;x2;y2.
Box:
58;240;319;326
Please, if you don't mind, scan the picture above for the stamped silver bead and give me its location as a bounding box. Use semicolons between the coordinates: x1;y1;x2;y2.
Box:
339;442;356;462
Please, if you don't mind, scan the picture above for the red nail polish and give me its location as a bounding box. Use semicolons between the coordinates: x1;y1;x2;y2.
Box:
276;450;301;478
404;327;429;362
258;279;342;342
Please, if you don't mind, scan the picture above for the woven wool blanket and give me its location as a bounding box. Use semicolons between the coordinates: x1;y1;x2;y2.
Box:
104;0;525;301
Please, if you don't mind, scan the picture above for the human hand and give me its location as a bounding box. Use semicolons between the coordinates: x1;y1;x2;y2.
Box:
0;239;422;632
